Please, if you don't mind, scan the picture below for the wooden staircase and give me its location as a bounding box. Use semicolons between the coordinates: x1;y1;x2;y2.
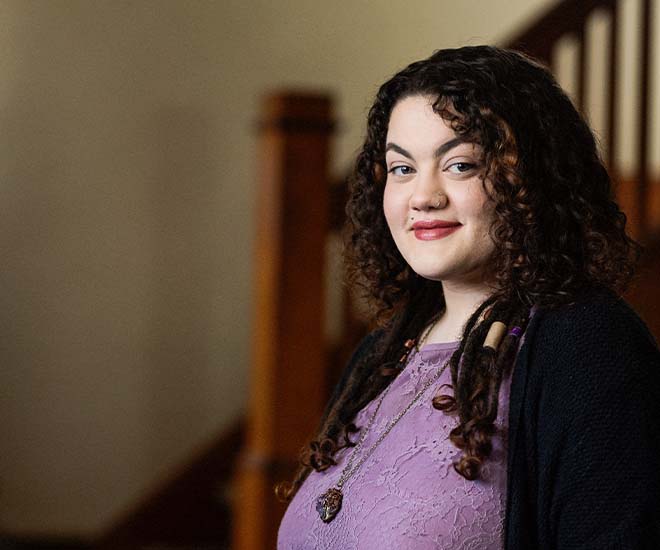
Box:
81;1;660;549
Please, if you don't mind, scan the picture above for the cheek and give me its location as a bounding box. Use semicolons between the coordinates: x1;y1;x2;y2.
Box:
475;207;497;252
464;186;494;226
382;183;402;227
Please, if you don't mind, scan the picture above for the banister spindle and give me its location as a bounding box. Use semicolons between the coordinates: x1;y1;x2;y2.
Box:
606;2;619;169
637;0;651;237
577;23;588;112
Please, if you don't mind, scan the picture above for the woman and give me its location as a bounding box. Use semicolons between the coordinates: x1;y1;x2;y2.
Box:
276;46;660;549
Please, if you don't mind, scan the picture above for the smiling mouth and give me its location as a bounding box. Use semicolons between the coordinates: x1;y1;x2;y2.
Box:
411;221;462;241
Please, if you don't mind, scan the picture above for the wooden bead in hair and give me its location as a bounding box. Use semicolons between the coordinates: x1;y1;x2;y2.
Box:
483;321;507;352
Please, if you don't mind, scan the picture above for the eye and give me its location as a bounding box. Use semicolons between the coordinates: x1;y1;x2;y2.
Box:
388;165;416;177
446;162;477;174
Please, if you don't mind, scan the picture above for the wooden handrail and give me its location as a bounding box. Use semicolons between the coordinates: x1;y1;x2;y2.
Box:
506;0;617;64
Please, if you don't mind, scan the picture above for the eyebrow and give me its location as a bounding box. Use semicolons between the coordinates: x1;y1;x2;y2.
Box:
385;137;466;161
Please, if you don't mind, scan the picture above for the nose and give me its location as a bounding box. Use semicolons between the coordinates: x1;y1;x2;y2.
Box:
409;172;448;211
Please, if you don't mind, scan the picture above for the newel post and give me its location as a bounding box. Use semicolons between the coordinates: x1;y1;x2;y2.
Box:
232;92;335;549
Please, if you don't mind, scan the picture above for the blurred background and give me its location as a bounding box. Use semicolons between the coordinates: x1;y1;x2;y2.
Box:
0;0;658;548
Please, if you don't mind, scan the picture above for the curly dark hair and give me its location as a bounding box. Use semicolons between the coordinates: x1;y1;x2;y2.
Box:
276;45;639;502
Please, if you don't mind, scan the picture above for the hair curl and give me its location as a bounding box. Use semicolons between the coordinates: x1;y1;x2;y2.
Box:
276;45;639;503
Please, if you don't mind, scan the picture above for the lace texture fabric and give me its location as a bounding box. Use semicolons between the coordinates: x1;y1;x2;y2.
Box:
278;341;512;550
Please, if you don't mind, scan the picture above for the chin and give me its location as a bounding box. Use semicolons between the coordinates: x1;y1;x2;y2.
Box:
407;262;452;282
407;260;491;286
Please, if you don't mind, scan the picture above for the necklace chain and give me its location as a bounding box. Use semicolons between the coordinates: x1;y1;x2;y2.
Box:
315;316;448;522
336;317;442;489
337;357;448;488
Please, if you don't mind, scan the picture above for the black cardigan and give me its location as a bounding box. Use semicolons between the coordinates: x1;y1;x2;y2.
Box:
327;291;660;549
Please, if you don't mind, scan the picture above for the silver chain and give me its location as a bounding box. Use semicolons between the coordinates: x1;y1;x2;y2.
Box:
336;319;447;490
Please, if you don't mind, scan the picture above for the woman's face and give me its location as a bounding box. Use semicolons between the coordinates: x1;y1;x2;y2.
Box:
383;95;496;286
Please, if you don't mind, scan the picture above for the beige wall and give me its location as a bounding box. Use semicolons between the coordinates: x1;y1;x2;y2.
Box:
0;0;557;537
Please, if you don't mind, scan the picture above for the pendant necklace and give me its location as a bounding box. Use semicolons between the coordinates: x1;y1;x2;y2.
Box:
316;319;449;523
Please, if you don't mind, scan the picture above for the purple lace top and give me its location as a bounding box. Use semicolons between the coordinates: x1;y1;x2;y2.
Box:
277;341;513;549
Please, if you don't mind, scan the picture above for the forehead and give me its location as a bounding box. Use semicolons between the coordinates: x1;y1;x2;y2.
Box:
386;95;478;155
387;96;449;137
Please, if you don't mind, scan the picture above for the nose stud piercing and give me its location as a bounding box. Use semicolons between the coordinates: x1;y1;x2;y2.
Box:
434;193;448;208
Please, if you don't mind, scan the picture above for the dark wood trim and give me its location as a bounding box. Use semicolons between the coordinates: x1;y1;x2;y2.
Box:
95;419;244;548
0;537;91;550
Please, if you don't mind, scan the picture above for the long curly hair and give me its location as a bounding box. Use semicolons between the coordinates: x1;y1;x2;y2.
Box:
276;45;639;502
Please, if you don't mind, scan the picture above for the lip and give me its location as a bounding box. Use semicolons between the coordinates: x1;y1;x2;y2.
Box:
411;220;462;241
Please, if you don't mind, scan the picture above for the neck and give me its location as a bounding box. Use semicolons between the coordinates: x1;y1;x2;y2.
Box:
425;280;494;345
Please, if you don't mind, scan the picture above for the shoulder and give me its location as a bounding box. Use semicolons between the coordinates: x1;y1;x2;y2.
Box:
517;289;660;546
523;286;660;421
528;287;659;377
533;287;656;347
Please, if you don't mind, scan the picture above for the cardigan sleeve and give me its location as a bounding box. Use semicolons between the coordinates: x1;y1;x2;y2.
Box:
529;295;660;549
